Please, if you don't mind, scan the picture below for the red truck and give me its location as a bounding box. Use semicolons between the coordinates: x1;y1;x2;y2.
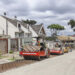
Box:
19;44;50;60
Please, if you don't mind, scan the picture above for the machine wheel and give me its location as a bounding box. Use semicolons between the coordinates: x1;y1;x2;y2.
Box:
46;54;50;58
60;50;64;55
37;56;41;61
61;52;64;55
61;51;64;55
23;56;26;60
23;56;29;60
45;50;50;58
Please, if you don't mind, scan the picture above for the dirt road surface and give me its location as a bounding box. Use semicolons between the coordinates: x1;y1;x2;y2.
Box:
1;51;75;75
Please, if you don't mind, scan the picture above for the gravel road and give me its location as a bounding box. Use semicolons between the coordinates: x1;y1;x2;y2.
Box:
1;51;75;75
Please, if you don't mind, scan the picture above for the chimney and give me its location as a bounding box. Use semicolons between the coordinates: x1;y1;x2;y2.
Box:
4;12;7;16
14;16;17;20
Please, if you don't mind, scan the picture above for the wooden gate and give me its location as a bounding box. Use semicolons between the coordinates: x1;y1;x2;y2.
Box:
11;38;18;51
0;39;8;54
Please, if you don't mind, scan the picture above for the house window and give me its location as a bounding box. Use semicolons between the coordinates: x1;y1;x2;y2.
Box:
15;33;19;38
18;24;21;28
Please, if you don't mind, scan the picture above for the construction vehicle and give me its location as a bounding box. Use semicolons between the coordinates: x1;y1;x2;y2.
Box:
19;43;50;60
50;44;64;55
63;44;71;53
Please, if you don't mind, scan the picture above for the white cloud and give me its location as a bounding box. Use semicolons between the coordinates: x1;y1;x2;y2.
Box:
0;0;75;36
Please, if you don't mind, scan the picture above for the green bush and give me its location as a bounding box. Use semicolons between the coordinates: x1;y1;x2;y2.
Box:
9;50;14;54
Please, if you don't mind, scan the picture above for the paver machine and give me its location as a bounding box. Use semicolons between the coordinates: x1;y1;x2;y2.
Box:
19;43;50;60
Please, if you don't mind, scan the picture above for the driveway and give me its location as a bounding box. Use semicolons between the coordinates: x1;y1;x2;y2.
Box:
1;50;75;75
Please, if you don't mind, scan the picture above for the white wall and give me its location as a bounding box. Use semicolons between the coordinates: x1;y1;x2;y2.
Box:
0;16;6;34
0;16;19;38
8;22;19;38
21;25;30;33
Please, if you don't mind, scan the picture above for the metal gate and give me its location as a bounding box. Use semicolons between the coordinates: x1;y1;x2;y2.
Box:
11;38;18;51
0;39;8;54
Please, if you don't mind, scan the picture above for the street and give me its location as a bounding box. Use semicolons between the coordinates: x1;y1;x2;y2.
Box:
1;50;75;75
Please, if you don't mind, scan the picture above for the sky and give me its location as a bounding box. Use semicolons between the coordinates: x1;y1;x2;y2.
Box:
0;0;75;36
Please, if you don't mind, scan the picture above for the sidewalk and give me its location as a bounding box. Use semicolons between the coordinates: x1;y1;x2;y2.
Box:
0;52;23;64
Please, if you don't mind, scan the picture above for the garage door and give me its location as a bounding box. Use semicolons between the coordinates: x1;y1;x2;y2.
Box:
0;39;8;54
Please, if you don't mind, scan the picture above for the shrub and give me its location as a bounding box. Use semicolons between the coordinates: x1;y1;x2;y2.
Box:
9;50;14;54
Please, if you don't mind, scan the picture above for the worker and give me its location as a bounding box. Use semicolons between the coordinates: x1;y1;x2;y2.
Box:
55;43;58;47
40;42;46;51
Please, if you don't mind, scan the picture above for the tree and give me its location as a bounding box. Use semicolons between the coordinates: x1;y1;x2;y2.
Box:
68;19;75;31
22;19;37;25
45;36;56;41
47;24;65;37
